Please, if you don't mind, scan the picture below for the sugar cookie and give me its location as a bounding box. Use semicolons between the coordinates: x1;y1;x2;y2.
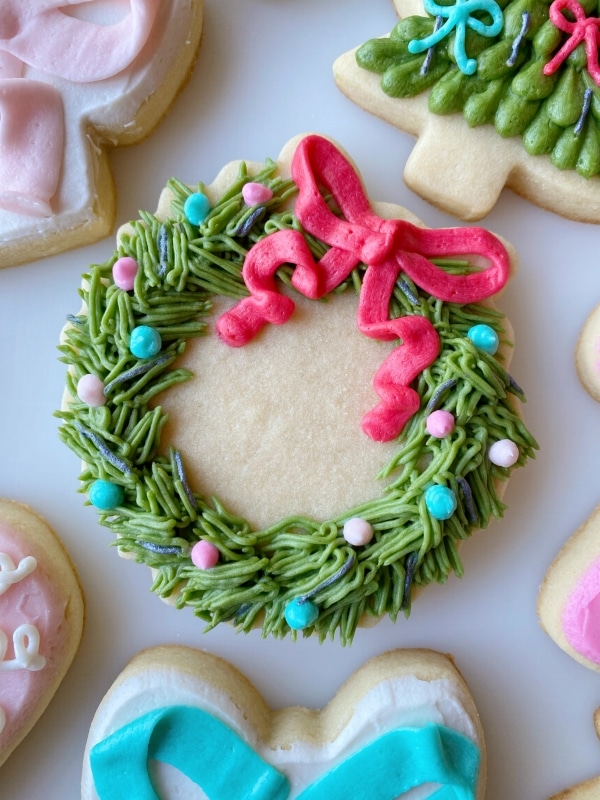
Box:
57;133;537;643
334;0;600;222
0;499;84;767
539;303;600;671
81;646;486;799
0;0;203;268
547;710;600;798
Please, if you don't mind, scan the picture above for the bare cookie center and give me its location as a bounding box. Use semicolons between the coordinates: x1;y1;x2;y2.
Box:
161;292;398;529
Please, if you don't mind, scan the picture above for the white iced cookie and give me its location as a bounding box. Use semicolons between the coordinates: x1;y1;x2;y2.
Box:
82;646;486;799
0;499;84;767
0;0;203;268
334;0;600;223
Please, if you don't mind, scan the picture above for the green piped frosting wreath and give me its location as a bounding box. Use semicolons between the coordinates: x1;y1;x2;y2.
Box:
57;155;537;644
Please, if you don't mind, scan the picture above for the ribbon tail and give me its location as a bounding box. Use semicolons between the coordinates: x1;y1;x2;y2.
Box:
362;316;439;442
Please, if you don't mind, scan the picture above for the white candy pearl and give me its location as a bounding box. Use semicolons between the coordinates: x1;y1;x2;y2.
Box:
488;439;519;467
343;517;374;546
77;374;106;407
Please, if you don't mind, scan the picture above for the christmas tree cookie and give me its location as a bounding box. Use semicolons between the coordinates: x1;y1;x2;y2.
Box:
334;0;600;222
57;134;537;644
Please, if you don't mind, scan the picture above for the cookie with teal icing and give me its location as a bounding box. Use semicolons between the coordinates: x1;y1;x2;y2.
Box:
81;646;486;800
57;134;537;644
334;0;600;222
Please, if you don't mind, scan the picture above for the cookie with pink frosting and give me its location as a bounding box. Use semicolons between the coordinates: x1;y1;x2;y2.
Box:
0;0;203;269
0;499;84;767
81;646;486;799
538;304;600;672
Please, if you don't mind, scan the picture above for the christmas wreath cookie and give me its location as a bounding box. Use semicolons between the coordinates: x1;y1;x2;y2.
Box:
0;499;84;768
0;0;203;269
81;646;486;799
538;303;600;672
57;133;537;644
334;0;600;222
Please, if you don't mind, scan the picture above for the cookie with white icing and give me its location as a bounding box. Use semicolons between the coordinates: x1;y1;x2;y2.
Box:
334;0;600;223
538;304;600;672
82;646;486;799
57;133;537;644
0;0;203;269
0;499;84;767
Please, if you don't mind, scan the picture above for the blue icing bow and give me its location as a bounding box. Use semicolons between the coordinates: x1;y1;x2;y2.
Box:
90;705;480;799
408;0;504;75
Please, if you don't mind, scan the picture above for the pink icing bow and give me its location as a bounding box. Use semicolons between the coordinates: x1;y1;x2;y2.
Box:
543;0;600;85
217;135;510;442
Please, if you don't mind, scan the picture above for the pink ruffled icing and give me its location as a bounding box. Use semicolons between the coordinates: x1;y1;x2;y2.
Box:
0;0;159;83
0;523;69;747
0;0;159;216
562;556;600;664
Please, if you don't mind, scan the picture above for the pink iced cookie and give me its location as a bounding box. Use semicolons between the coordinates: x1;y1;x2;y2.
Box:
0;499;84;767
0;0;203;269
538;307;600;673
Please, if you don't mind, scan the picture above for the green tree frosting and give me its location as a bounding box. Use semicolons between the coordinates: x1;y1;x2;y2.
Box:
356;0;600;178
57;158;537;644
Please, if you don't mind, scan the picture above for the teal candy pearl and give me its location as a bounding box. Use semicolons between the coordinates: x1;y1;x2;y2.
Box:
130;325;162;359
285;597;319;630
184;192;211;226
425;485;457;520
90;480;124;510
467;324;499;355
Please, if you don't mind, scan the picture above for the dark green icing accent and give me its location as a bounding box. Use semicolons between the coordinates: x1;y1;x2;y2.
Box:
56;158;537;645
356;0;600;178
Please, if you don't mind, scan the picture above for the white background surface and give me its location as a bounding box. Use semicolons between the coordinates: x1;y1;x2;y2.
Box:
2;1;600;797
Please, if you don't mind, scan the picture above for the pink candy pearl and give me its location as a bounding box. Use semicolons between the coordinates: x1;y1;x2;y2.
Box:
488;439;519;467
426;410;455;438
77;374;106;407
343;517;374;547
191;540;219;570
242;182;273;206
113;256;138;291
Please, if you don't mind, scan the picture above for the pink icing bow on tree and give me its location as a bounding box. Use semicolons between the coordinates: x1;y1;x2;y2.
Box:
217;135;510;442
543;0;600;85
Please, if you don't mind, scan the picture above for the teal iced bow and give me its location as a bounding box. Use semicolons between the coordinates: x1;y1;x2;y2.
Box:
408;0;504;74
90;704;480;799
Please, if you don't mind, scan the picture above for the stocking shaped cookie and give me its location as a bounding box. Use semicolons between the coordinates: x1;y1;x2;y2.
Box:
0;0;203;268
334;0;600;223
82;646;486;799
0;499;84;767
